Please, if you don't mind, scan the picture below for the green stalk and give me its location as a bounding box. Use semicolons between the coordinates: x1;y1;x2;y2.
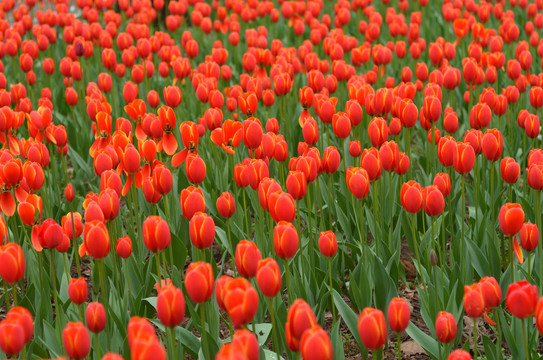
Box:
155;252;163;287
510;236;514;284
168;327;178;360
98;260;107;307
242;189;250;238
494;309;502;360
372;183;379;256
522;318;530;360
94;334;102;359
536;190;542;290
328;257;336;321
328;174;332;228
268;297;280;360
396;332;402;360
411;213;421;283
125;260;133;300
461;175;466;282
284;259;292;304
11;284;16;306
199;303;211;360
3;282;9;311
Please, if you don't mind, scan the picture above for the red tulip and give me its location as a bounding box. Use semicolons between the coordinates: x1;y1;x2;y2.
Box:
481;129;503;162
157;284;185;328
286;170;307;200
268;191;296;223
235;240;261;278
360;148;382;181
506;280;538;319
528;163;543;190
300;326;333;360
86;302;106;333
180;186;206;220
0;243;25;284
142;216;171;252
0;319;25;356
453;142;475;174
62;322;90;359
232;329;259;360
322;146;340;174
185;261;214;303
422;185;445;216
500;157;520;184
318;230;337;257
274;221;299;259
387;297;410;333
498;203;525;236
256;258;282;297
285;299;318;351
68;277;88;305
189;212;215;249
520;222;539;252
357;307;387;350
223;277;259;329
82;220;110;259
216;192;235;218
463;283;485;318
435;311;457;343
448;350;472;360
478;276;502;309
401;181;423;214
535;297;543;334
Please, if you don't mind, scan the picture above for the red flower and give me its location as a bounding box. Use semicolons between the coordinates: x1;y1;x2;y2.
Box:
256;258;282;297
498;203;525;236
506;280;538;319
157;284;185;328
358;307;387;350
387;297;410;333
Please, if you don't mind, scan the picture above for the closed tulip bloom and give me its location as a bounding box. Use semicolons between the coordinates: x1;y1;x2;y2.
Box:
528;163;543;190
286;299;318;351
463;283;485;318
243;117;263;150
65;183;75;202
478;276;502;309
536;297;543;335
481;129;503;162
360;148;382;181
258;178;281;211
453;142;475;174
185;261;214;303
130;333;166;360
448;349;472;360
127;317;156;348
422;96;442;123
395;152;410;175
268;191;296;223
185;153;206;184
300;326;333;360
525;114;540;138
401;181;423;213
435;311;457;343
256;258;282;297
189;212;215;249
506;280;538;319
520;223;539;252
215;343;247;360
286;170;307;199
379;141;399;172
274;221;299;259
216;192;235;218
223;278;259;329
438;136;456;168
99;188;120;221
469;103;492;129
463;129;482;154
68;277;88;305
180;186;206;220
500;157;520;184
322;146;341;174
157;284;185;328
102;353;124;360
422;185;445;216
346;167;370;199
235;240;261;278
216;275;233;311
142;216;171;252
86;302;106;333
433;173;451;197
498;203;525;236
0;319;25;356
358;307;387;350
387;297;410;332
349;141;362;158
0;243;25;284
116;236;132;258
302;117;319;145
332;112;351;138
318;231;337;257
83;220;110;259
62;322;90;359
368;117;388;147
232;329;259;360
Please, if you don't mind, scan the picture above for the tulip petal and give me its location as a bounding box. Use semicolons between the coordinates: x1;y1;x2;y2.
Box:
513;237;524;264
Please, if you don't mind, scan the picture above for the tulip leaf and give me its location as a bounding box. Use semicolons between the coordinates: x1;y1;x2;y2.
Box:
405;321;439;359
331;316;345;360
253;323;272;346
264;349;284;359
332;289;367;358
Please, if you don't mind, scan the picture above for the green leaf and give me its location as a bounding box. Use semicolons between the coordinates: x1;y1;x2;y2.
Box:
332;289;367;358
405;321;439;359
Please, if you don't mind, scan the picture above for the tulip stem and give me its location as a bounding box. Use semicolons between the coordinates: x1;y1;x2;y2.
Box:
396;332;402;360
284;259;292;304
328;174;332;228
410;213;421;283
461;174;466;282
268;297;281;360
98;259;107;307
11;284;16;307
70;209;81;278
125;259;133;300
473;317;478;360
536;190;542;290
328;257;336;321
227;218;234;258
242;189;250;238
50;249;60;324
494;309;502;360
3;282;9;312
168;327;178;360
62;253;70;284
522;318;530;360
94;333;102;359
509;236;514;284
199;303;211;360
155;252;163;287
372;183;379;257
78;304;83;322
296;200;304;285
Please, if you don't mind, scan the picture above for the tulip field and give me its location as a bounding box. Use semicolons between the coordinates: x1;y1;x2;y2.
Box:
5;0;543;359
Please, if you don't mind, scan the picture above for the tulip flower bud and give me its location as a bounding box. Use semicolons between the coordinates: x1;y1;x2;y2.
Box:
274;221;299;259
453;142;475;174
86;302;106;333
185;261;214;303
528;163;543;190
358;307;387;350
481;129;503;162
520;222;539;252
256;258;282;297
68;277;88;305
189;212;215;249
286;170;307;200
322;146;340;174
401;181;423;214
0;243;25;284
268;191;296;223
216;191;235;218
0;319;25;356
448;349;472;360
231;329;259;360
65;183;75;202
500;157;520;184
463;283;485;318
300;326;333;360
223;277;259;329
506;280;538;319
142;215;171;253
157;284;185;328
318;230;338;257
498;203;525;236
478;276;502;309
535;297;543;335
235;240;262;278
180;186;206;220
286;299;318;351
62;322;90;359
387;297;410;333
435;311;457;343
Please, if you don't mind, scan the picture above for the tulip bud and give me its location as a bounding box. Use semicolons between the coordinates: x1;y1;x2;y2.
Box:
358;307;387;350
0;243;25;284
318;230;338;257
185;261;214;303
256;258;282;298
453;142;475;174
435;311;457;343
157;284;185;328
223;277;259;329
62;322;91;359
520;222;539;252
86;302;106;333
142;215;171;253
401;181;423;214
300;326;333;360
506;280;538;319
478;276;502;309
500;157;520;184
65;183;75;202
387;297;410;333
274;221;299;259
498;203;525;236
180;186;206;220
463;283;485;318
189;212;215;249
0;319;25;356
235;240;262;278
216;192;235;218
448;349;472;360
535;297;543;335
286;299;318;351
68;277;88;305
